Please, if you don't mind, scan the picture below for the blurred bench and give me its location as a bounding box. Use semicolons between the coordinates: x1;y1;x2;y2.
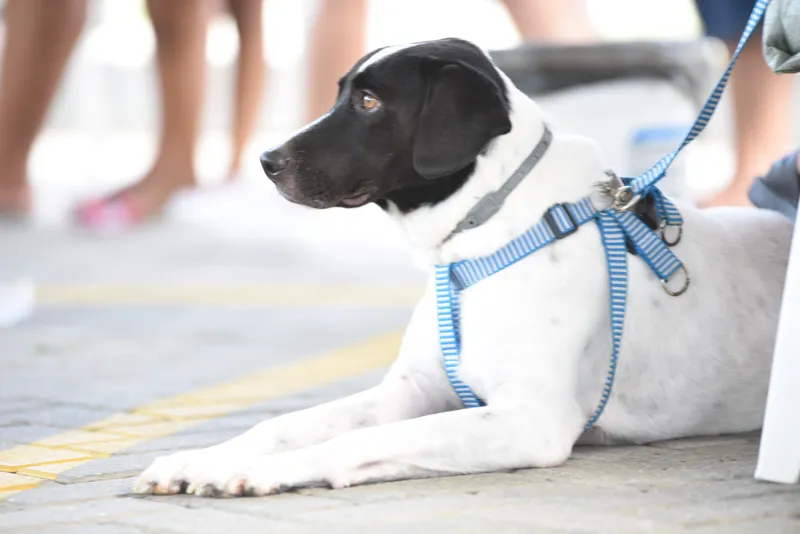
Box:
490;39;730;201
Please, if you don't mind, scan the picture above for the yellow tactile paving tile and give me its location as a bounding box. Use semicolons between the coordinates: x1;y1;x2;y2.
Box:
84;412;165;430
0;445;96;472
16;459;94;480
142;394;267;408
0;472;41;492
36;283;423;308
30;429;146;456
0;330;402;500
58;439;149;456
134;402;251;421
98;420;198;439
33;429;137;448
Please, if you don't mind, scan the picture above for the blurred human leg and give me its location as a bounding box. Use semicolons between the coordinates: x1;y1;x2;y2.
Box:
228;0;266;180
696;0;795;207
306;0;368;123
703;38;795;207
0;0;87;214
77;0;210;229
500;0;598;42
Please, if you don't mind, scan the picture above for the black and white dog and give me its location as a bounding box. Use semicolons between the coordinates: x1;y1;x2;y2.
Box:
135;38;791;497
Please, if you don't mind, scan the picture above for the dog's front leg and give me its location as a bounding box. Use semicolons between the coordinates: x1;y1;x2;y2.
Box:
134;285;463;495
133;369;456;495
194;393;585;497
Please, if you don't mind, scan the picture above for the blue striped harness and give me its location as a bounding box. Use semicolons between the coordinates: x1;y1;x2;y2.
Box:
435;0;769;430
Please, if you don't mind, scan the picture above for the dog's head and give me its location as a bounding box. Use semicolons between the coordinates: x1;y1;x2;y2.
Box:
260;38;512;212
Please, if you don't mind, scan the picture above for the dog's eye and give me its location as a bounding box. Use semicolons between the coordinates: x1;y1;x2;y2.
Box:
359;92;381;112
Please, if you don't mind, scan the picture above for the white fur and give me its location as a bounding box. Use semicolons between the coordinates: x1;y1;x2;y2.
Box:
134;46;792;497
357;43;416;73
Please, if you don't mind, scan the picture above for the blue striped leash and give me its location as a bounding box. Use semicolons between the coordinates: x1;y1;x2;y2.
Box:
435;0;769;429
620;0;770;205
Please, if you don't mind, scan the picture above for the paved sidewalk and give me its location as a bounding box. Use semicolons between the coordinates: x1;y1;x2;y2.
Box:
2;212;799;533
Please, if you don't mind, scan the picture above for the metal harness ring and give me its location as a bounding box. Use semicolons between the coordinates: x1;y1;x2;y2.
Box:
661;265;690;297
659;220;683;247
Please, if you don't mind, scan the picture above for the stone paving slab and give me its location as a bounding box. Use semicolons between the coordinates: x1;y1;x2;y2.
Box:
2;306;410;411
0;478;135;509
4;406;118;430
0;400;52;416
0;497;176;533
3;211;800;532
3;435;798;533
0;425;66;449
118;503;312;534
18;525;151;534
55;452;164;485
4;345;799;533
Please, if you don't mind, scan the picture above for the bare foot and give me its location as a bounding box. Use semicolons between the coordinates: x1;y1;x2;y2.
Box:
76;164;196;231
699;181;754;208
0;186;30;216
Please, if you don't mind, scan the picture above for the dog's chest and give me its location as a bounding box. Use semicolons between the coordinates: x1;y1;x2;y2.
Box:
452;230;608;397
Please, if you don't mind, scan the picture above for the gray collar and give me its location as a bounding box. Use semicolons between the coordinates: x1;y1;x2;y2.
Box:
443;125;553;243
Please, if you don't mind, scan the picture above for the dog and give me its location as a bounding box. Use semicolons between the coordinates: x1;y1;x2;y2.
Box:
134;38;792;497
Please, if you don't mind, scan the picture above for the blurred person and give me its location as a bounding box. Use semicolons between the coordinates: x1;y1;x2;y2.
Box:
78;0;266;229
695;0;796;207
306;0;598;122
0;0;88;216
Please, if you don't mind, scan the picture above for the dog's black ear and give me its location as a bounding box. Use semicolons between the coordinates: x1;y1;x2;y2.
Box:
412;62;511;180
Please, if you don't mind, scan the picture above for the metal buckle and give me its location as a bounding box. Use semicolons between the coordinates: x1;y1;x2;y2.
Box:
662;265;690;297
544;203;578;239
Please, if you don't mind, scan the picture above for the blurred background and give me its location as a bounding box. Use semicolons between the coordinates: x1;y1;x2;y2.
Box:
1;0;799;325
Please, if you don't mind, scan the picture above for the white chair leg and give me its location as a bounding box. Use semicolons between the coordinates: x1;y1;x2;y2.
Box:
755;220;800;484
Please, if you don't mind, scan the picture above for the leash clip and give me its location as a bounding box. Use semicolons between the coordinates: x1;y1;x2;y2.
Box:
612;185;640;211
598;171;641;212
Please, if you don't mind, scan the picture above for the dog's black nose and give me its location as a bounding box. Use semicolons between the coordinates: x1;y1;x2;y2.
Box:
260;150;289;178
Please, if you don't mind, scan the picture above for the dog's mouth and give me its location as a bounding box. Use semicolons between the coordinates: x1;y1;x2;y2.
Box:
338;187;377;208
277;184;376;210
339;192;372;207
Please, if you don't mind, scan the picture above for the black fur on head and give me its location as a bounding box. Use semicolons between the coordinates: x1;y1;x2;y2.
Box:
260;38;511;213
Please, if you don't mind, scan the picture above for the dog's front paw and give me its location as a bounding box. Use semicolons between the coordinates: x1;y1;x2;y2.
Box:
134;449;203;495
217;455;315;497
134;448;248;496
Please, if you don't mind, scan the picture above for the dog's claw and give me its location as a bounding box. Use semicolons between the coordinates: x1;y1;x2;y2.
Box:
132;480;154;495
135;450;294;499
227;477;247;497
196;483;222;498
151;484;174;496
170;479;189;494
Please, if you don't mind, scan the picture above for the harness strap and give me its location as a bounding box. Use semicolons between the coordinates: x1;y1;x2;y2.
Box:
586;212;627;430
610;210;682;282
437;193;684;425
435;264;483;408
450;198;596;290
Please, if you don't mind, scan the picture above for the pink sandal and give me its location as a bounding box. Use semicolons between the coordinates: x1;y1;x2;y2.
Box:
75;192;147;233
